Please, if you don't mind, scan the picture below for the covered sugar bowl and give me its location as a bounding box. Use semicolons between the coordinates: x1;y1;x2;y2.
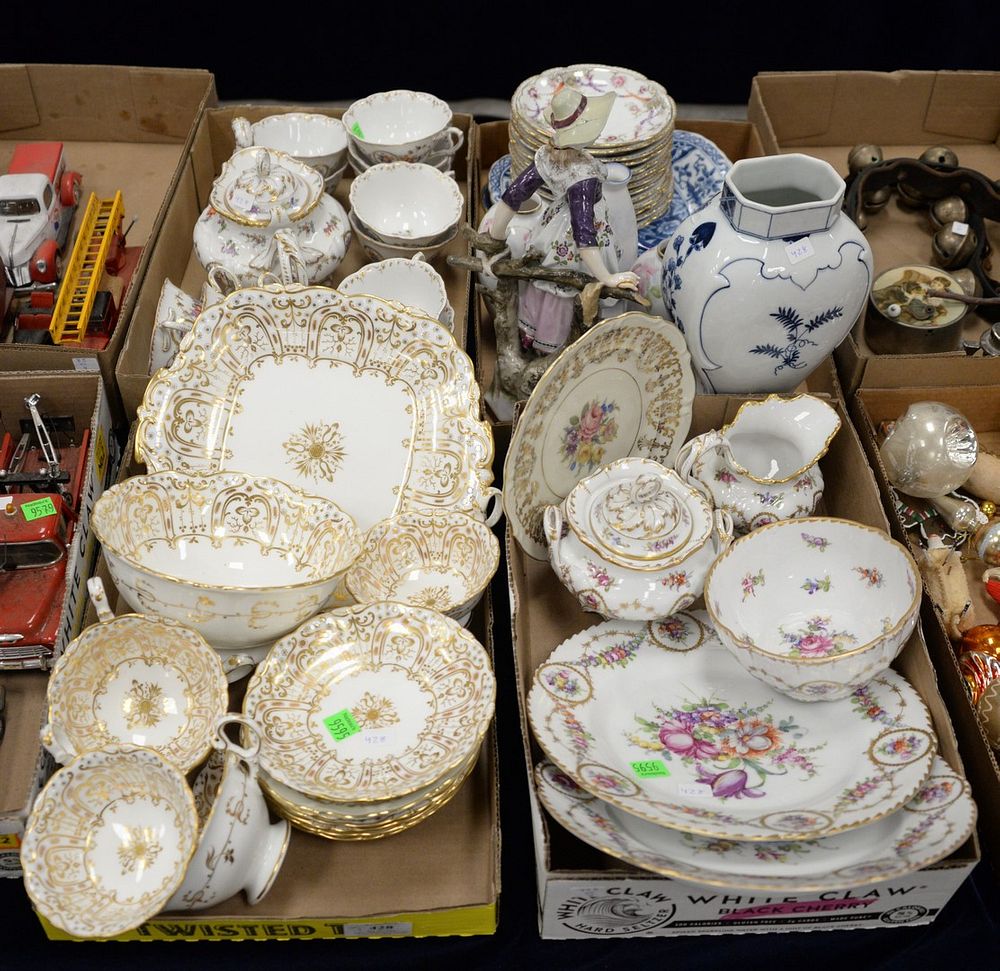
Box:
544;457;732;620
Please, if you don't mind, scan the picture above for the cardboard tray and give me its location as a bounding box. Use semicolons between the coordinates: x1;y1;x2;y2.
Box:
507;393;978;938
115;105;477;420
747;70;1000;394
471;118;766;460
0;65;217;418
852;382;1000;878
0;371;120;870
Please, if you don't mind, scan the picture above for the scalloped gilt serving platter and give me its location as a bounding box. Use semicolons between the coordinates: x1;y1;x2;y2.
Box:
137;286;494;532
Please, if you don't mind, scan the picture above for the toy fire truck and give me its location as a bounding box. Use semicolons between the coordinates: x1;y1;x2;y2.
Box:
0;394;89;669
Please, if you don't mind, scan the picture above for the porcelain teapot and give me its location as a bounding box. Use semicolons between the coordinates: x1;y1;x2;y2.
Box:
193;146;350;286
675;394;840;534
544;457;732;620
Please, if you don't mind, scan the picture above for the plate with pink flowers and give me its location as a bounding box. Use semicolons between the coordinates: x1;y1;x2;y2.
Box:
527;611;936;840
535;757;975;890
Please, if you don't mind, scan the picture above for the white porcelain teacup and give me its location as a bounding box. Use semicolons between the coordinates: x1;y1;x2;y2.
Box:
232;113;348;180
166;715;290;911
338;256;454;330
343;90;464;165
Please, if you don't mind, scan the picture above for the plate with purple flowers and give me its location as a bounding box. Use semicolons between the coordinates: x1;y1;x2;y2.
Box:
536;756;974;890
527;611;936;840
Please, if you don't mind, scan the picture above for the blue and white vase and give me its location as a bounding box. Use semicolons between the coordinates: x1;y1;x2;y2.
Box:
663;154;872;393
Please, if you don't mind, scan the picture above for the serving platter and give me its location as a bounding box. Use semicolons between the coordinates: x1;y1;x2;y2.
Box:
527;611;937;840
536;756;975;891
504;312;694;559
243;603;496;803
136;286;494;533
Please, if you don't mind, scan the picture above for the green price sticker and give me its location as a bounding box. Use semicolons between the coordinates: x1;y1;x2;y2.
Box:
631;759;670;779
323;709;361;742
21;497;57;522
351;121;364;139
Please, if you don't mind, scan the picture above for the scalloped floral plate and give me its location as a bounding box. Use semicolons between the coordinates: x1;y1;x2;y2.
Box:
527;611;936;841
504;311;694;559
136;285;494;533
536;756;974;891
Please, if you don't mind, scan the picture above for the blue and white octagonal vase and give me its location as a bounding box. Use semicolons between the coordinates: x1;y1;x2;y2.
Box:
663;153;872;393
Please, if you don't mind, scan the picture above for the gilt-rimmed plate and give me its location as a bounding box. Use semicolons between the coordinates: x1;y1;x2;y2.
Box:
536;756;974;891
243;603;495;803
512;65;674;149
504;312;694;559
528;611;936;840
136;286;494;533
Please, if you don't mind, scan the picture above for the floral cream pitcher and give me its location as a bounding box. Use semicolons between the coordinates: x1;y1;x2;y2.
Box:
675;394;840;533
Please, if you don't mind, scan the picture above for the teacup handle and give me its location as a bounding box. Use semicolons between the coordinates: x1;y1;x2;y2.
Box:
441;127;464;155
40;722;75;765
213;714;262;776
232;117;254;150
713;509;734;552
221;653;259;683
676;432;721;502
207;263;240;298
482;487;503;528
87;577;115;623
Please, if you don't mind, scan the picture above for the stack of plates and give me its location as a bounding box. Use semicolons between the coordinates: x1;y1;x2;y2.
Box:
243;603;496;840
509;64;675;227
528;611;976;890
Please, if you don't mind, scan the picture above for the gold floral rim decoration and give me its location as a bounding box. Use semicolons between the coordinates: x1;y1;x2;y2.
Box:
21;746;199;939
135;285;495;533
243;602;495;804
504;311;695;560
345;511;500;611
46;614;228;772
92;470;362;593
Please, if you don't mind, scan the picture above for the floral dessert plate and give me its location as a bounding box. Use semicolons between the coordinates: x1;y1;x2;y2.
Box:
513;65;674;149
504;312;694;559
136;285;495;533
536;756;974;891
243;603;495;803
527;611;936;840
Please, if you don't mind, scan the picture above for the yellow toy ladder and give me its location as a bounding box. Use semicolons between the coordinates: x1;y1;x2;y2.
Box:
48;191;124;344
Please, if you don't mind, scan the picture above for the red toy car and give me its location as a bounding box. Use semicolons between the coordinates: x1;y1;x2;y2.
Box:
0;142;81;288
0;395;89;669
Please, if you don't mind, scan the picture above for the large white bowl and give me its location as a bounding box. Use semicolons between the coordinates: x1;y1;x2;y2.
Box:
91;471;362;653
343;90;463;164
705;517;921;701
338;256;454;330
349;162;463;246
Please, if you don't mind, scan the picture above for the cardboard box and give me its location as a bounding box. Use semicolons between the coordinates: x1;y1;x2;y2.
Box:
115;106;477;419
24;433;501;936
507;394;978;938
0;65;217;416
471;119;766;459
747;70;1000;394
0;371;119;874
852;382;1000;876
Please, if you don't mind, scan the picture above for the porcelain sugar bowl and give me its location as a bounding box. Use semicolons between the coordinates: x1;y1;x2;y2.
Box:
193;147;350;285
676;394;841;534
544;457;733;620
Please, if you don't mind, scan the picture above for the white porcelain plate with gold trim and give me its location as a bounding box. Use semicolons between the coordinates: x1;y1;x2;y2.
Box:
527;611;936;841
136;286;495;533
504;312;694;559
536;756;975;891
243;602;496;803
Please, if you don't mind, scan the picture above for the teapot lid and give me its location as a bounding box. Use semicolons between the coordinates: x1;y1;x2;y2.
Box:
210;147;323;227
565;458;712;569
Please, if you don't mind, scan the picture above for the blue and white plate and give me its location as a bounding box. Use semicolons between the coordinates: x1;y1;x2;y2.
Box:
486;131;732;254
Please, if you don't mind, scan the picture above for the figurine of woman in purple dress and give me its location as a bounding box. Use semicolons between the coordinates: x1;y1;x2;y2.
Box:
487;87;639;355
